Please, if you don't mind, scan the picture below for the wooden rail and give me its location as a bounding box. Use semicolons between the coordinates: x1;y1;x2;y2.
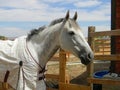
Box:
88;78;120;85
89;29;120;37
45;74;59;80
94;55;120;61
59;82;90;90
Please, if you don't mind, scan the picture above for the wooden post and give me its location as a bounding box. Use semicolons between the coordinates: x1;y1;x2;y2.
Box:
88;26;95;51
2;70;10;90
2;83;9;90
111;0;120;74
59;48;70;90
87;26;95;76
87;26;95;90
59;48;67;83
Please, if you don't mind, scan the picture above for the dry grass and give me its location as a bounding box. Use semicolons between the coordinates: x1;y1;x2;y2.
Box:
46;61;86;80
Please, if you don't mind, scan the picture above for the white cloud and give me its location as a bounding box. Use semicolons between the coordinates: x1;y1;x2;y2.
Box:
0;0;48;10
0;7;110;22
77;11;110;22
0;0;110;22
0;0;111;37
0;27;28;37
43;0;79;3
0;8;65;22
74;0;102;8
77;1;110;22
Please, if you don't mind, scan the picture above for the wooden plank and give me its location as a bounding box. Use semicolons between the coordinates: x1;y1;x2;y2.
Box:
59;49;67;83
87;26;95;75
46;87;58;90
95;39;110;41
95;43;110;46
50;56;59;61
59;82;90;90
97;50;111;53
45;74;59;80
94;55;120;61
90;30;120;37
97;46;110;48
88;78;120;85
2;83;9;90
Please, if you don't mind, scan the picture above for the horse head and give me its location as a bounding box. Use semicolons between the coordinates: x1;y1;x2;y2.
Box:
59;11;94;65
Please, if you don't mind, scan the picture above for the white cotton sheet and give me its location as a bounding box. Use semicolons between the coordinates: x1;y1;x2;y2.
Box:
0;36;45;90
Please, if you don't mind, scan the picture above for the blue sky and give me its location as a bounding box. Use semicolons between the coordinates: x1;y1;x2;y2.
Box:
0;0;111;37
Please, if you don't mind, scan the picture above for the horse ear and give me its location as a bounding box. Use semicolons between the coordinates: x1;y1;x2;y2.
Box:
65;10;69;20
73;11;77;21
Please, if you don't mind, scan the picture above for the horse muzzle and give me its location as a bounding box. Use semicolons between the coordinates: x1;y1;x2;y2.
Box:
80;52;94;65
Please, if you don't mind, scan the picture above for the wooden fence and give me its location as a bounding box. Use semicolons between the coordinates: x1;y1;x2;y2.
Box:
87;26;120;90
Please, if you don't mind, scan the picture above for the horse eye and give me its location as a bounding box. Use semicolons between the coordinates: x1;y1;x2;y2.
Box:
68;31;75;36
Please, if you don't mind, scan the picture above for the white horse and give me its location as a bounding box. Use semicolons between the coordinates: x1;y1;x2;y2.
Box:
0;11;93;90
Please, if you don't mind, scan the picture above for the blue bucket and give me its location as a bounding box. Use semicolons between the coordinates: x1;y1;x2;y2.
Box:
94;70;109;78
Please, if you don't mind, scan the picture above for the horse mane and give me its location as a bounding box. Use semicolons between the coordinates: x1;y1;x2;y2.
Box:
27;18;64;40
49;18;64;26
27;25;46;40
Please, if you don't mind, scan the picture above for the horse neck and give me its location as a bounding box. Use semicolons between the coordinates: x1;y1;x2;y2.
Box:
29;25;61;67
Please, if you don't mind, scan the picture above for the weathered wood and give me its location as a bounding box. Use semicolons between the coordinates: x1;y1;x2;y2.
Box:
89;30;120;37
45;74;59;80
50;56;59;61
59;49;67;83
88;27;120;90
88;26;95;48
2;83;9;90
46;87;58;90
97;46;110;48
94;55;120;61
59;82;91;90
47;48;92;90
87;26;95;78
88;78;120;85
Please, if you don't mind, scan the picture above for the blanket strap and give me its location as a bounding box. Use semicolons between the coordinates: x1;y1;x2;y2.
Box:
38;67;47;80
19;60;23;66
39;67;46;74
4;70;10;83
16;61;25;90
26;40;46;81
26;40;44;70
38;75;45;80
26;40;46;80
2;70;10;90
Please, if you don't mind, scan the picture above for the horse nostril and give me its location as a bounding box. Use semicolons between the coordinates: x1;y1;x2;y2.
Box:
88;53;91;59
87;53;93;60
